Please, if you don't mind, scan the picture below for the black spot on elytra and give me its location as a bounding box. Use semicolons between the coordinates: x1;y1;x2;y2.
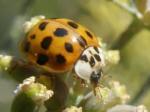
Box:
80;54;88;62
89;56;95;67
54;28;68;37
30;34;36;39
23;41;30;52
94;54;101;62
65;42;73;53
68;21;78;29
56;54;66;64
36;54;49;65
85;30;93;38
94;46;99;53
39;22;48;30
41;36;52;50
77;36;87;48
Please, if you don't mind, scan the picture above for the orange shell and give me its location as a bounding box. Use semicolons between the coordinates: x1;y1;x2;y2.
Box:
21;18;99;73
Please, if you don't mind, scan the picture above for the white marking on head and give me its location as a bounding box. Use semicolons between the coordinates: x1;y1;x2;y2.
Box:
74;46;105;83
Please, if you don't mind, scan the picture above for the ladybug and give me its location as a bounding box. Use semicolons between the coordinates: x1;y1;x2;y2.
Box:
21;17;105;87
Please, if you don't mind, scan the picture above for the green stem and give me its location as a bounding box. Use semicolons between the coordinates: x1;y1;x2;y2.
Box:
111;17;143;49
130;76;150;104
20;0;35;14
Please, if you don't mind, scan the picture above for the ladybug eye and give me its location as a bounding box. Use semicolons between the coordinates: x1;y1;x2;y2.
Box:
90;70;102;85
74;46;105;82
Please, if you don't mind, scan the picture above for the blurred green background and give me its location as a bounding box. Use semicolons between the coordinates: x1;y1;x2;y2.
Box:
0;0;150;111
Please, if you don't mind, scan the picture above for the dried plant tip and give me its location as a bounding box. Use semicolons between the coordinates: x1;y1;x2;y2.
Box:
112;0;143;18
63;106;82;112
107;104;148;112
136;105;148;112
94;81;130;105
95;86;111;103
23;15;45;33
14;76;54;105
104;50;120;65
0;54;13;71
109;80;130;104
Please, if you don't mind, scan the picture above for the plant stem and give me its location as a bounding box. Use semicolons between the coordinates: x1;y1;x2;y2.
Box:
130;75;150;104
111;17;144;49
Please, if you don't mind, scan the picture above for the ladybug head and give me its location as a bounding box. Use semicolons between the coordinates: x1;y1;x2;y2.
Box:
74;46;105;86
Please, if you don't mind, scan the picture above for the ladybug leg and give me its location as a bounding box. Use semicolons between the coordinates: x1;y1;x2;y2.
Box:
94;86;103;99
101;72;112;81
72;74;88;87
73;73;80;80
81;79;86;87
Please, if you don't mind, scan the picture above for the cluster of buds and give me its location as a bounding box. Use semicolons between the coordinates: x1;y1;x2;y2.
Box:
63;106;82;112
14;76;54;105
